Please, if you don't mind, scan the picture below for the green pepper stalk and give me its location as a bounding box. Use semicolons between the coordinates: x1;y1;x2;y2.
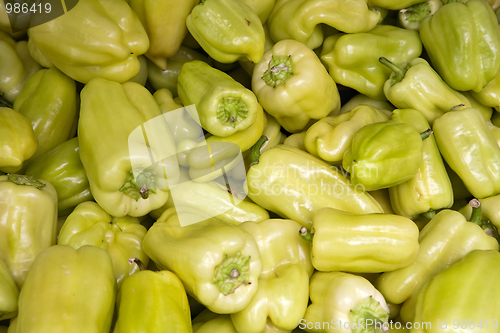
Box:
398;0;443;30
249;135;268;167
468;198;500;241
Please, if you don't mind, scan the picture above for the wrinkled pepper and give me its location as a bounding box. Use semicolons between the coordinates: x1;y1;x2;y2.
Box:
388;109;453;218
433;107;500;199
304;207;419;273
79;78;175;217
420;0;500;92
25;137;92;217
252;39;340;133
0;107;37;174
15;245;116;333
0;257;18;321
27;0;149;83
267;0;383;49
113;258;192;333
0;174;57;288
245;142;384;228
231;219;314;332
320;25;422;100
304;105;392;164
186;0;265;64
57;201;149;288
143;208;262;314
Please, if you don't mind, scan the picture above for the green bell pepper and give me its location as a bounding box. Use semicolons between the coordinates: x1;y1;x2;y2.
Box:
244;142;384;229
57;201;149;288
320;25;422;101
143;208;262;314
379;57;471;124
25;137;92;217
0;257;18;321
388;109;453;218
397;0;442;31
79;78;175;217
15;245;116;333
267;0;383;49
252;39;340;133
186;0;265;64
178;60;261;138
411;250;500;332
113;258;192;333
0;107;37;174
420;0;500;92
304;207;419;273
301;272;390;333
304;105;392;164
13;67;78;168
433;107;500;199
342;120;432;191
0;174;57;288
231;219;314;332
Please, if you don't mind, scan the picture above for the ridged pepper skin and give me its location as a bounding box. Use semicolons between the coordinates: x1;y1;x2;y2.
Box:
129;0;198;70
301;272;390;333
113;267;192;333
25;137;92;217
186;0;265;64
231;219;314;332
320;25;422;100
388;109;453;218
0;174;57;288
178;60;261;138
13;67;77;169
57;201;149;288
14;245;116;333
309;207;419;273
0;258;18;321
0;31;41;104
78;78;174;217
143;208;262;314
411;250;500;333
380;57;471;124
304;105;391;164
244;144;383;229
342;121;426;191
0;107;37;174
27;0;149;84
268;0;383;49
376;209;499;323
420;0;500;92
433;108;500;199
252;39;340;133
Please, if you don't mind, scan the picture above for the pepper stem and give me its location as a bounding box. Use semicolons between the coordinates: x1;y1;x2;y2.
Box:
119;169;157;201
420;128;433;140
468;198;482;225
7;174;46;190
249;135;268;167
262;55;295;88
379;57;410;86
299;227;314;243
212;252;251;296
400;1;432;23
217;97;248;128
349;296;389;333
128;257;147;271
422;209;436;221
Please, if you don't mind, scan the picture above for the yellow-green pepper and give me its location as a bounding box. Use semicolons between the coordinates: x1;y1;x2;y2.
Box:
368;0;426;9
0;257;18;321
397;0;442;31
192;309;238;333
252;39;340;133
283;132;307;151
339;94;394;115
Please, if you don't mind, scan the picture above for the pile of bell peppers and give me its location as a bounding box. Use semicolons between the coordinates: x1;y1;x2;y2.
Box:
2;0;500;332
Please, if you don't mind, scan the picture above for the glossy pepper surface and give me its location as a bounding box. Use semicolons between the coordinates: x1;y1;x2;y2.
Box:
27;0;149;83
308;207;419;273
231;219;314;332
320;25;422;100
78;78;174;217
433;107;500;199
25;137;92;217
0;174;57;288
14;245;116;333
244;143;384;228
186;0;265;64
0;258;18;321
252;39;340;133
420;0;500;92
143;208;262;314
